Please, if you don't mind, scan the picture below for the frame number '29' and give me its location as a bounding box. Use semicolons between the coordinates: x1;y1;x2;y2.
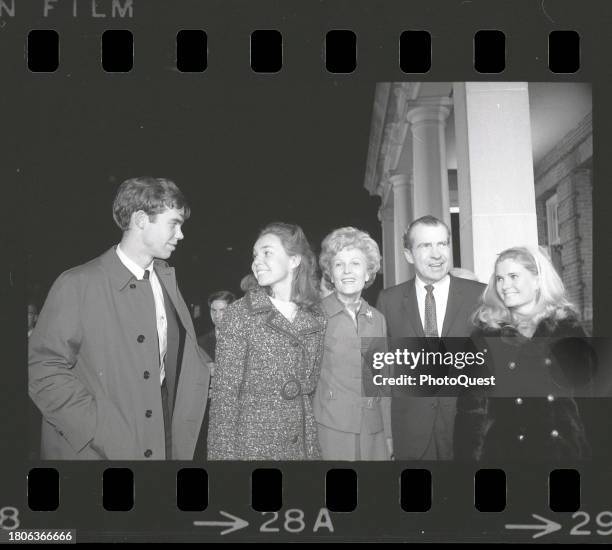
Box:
571;512;612;536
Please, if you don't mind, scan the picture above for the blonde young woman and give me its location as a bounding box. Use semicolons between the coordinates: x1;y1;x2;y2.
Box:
454;246;591;461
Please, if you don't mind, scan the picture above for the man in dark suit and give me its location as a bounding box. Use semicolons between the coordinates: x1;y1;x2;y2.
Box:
376;215;485;460
29;177;210;460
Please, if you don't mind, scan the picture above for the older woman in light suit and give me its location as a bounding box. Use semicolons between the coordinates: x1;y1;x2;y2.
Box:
313;227;392;460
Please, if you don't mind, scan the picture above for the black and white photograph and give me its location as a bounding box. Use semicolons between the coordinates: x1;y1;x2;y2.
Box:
24;79;604;463
4;0;612;542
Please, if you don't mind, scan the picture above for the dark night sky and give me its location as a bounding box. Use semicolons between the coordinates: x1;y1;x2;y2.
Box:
25;68;384;323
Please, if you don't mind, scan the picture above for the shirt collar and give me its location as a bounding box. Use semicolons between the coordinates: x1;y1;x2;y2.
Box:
415;273;450;293
116;244;153;281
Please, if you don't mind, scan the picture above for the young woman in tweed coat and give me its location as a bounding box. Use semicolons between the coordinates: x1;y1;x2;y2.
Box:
207;223;326;460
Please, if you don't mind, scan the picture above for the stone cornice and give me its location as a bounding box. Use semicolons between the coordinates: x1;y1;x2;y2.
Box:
363;82;420;197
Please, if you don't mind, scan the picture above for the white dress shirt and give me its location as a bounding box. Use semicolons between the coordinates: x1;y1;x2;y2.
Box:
414;274;450;336
116;245;167;384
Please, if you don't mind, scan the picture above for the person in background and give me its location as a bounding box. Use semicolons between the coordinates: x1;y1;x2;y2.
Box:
239;273;259;294
314;227;392;460
207;222;326;460
194;290;236;460
454;246;591;461
197;291;237;361
27;303;38;339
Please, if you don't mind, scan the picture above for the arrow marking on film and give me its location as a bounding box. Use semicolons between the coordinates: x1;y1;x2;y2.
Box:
505;513;562;539
193;511;249;535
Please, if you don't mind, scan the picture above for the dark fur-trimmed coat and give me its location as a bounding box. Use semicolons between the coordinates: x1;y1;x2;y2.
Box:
454;316;592;461
207;287;326;460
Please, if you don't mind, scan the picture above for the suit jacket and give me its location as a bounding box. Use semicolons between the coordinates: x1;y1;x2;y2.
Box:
28;246;210;460
376;275;485;459
313;293;391;438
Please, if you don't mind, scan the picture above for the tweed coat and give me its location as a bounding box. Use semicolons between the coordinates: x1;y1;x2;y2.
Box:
454;317;592;461
313;293;391;444
207;287;326;460
28;247;210;460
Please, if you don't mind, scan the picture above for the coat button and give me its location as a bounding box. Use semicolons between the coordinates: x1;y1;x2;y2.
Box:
137;335;145;343
508;361;516;370
551;429;559;438
291;435;298;444
515;397;523;405
145;410;152;418
130;283;136;289
143;370;150;379
544;358;552;366
430;401;438;408
518;434;525;441
547;394;555;402
144;449;153;457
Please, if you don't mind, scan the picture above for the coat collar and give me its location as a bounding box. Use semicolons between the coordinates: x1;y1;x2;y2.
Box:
101;246;174;290
246;287;325;336
322;292;374;323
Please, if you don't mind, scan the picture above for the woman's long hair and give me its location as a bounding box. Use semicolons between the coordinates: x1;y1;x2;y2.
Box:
474;246;578;330
257;222;320;309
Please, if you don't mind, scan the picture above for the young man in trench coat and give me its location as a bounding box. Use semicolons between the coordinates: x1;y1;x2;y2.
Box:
28;177;210;460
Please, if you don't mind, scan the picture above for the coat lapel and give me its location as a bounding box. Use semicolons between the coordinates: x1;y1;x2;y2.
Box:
441;275;464;337
403;280;425;337
153;262;196;341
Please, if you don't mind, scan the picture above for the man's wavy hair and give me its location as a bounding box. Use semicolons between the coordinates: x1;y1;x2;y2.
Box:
112;177;190;231
319;227;381;291
474;246;578;330
256;222;320;309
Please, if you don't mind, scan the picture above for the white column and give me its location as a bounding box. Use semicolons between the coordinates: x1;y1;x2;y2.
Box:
378;201;396;288
378;174;413;287
389;174;413;285
406;100;452;229
453;82;538;282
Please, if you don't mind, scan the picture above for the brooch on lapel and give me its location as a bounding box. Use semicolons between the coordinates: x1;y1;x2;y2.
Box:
365;308;373;320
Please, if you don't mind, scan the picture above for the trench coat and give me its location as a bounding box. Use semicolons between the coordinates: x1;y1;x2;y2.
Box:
207;287;326;460
313;293;391;459
454;316;592;461
28;247;210;460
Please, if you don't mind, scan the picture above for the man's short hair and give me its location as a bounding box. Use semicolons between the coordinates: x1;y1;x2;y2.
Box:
112;177;191;231
207;290;236;307
402;215;451;249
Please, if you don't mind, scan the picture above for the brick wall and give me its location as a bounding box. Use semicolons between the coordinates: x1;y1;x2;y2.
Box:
534;115;593;332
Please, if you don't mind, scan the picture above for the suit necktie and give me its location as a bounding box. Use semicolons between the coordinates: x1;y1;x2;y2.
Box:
424;284;439;337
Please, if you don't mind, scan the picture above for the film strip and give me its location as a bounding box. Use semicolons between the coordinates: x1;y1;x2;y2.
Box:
3;0;611;543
